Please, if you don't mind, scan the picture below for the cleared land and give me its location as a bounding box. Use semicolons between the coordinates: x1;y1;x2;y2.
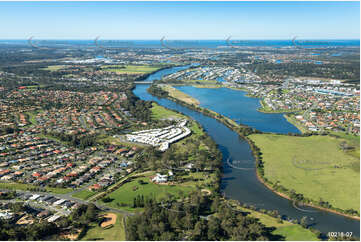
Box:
151;102;185;120
174;79;219;85
72;189;97;200
284;114;309;133
81;213;125;241
102;65;161;74
161;85;200;105
42;65;67;71
249;133;360;212
0;182;72;194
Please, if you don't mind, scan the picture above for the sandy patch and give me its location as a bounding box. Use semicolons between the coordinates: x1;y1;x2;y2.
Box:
100;213;117;228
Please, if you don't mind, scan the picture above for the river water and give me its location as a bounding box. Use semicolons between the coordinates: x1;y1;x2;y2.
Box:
133;67;360;237
175;86;300;134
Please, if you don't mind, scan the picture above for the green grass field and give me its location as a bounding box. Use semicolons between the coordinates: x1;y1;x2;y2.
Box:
240;207;319;241
99;175;194;211
330;132;360;159
161;85;200;105
81;213;126;241
151;103;185;120
26;110;43;126
0;182;72;194
249;134;360;212
42;65;67;71
273;226;319;241
102;65;161;74
72;190;98;200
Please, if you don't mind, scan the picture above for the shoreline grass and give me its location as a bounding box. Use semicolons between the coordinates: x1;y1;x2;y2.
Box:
161;85;200;105
249;133;360;212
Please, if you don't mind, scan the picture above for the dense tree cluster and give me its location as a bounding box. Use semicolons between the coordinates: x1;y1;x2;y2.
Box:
43;131;97;149
122;90;152;122
147;85;169;98
126;192;280;241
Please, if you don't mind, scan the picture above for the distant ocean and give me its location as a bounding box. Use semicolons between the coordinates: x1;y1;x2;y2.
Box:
0;39;359;49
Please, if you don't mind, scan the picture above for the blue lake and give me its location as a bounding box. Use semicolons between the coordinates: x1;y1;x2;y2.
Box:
175;86;300;134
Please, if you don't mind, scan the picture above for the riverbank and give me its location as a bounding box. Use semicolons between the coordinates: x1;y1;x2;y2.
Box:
151;85;360;221
160;84;200;105
254;169;360;221
171;83;305;132
283;114;308;134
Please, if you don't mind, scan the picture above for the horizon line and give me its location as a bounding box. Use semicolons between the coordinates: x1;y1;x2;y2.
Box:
0;38;360;41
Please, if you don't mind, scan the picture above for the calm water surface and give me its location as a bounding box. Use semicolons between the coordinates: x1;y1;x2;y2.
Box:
133;67;360;237
175;86;300;134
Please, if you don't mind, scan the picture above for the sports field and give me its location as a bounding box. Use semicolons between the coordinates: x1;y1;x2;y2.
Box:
249;133;360;212
101;65;161;74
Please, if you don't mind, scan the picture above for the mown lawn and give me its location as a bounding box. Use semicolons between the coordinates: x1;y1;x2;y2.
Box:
151;103;185;120
81;213;126;241
99;176;194;211
249;133;360;212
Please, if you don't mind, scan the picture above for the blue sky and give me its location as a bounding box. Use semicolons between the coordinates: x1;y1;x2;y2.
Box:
0;1;359;39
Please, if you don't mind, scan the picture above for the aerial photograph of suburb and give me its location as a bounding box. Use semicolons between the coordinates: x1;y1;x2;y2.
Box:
0;1;359;241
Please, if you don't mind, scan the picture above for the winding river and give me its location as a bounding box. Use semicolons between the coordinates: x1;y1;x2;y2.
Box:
133;66;360;237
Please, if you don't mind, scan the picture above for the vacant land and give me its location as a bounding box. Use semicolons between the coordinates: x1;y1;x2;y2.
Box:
151;102;185;120
330;131;360;159
176;79;219;85
99;175;194;211
81;213;125;241
161;85;200;105
192;84;223;88
42;65;67;71
284;114;309;133
0;182;72;194
249;133;360;212
72;189;97;200
102;65;161;74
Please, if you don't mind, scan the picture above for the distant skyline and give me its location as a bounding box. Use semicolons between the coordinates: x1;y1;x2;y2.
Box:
0;1;359;40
